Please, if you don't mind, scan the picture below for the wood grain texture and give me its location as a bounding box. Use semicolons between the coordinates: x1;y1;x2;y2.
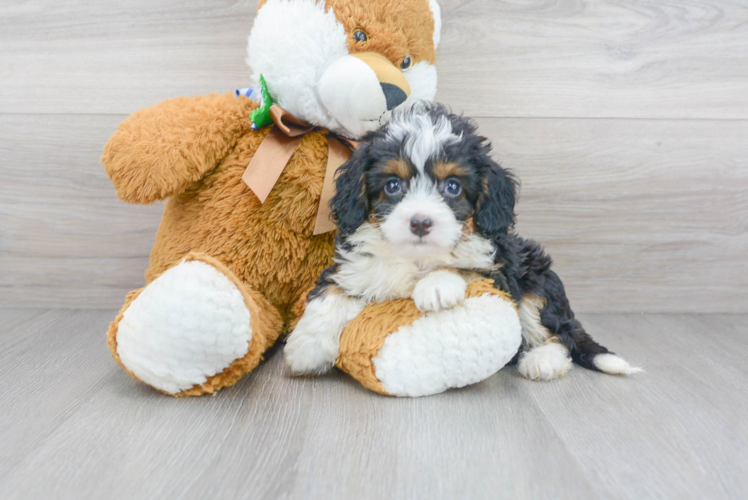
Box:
1;114;745;311
1;0;747;118
436;0;748;119
0;310;745;500
0;115;162;308
481;117;748;313
1;0;746;310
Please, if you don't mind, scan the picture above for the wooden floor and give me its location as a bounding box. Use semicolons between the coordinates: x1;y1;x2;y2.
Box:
1;309;745;500
0;1;745;498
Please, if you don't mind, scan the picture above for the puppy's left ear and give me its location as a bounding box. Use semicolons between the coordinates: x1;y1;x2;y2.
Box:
331;144;370;235
474;158;517;238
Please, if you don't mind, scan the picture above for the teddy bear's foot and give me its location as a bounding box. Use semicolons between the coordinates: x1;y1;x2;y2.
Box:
108;253;282;396
337;280;522;397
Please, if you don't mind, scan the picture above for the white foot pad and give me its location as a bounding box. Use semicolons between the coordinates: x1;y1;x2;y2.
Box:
518;342;572;381
373;294;521;397
116;260;252;394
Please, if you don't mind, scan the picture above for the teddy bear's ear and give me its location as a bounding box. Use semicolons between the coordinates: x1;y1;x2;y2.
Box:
429;0;442;49
331;144;371;235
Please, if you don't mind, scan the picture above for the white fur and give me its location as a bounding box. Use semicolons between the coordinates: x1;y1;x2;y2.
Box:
248;0;349;134
593;353;644;375
285;293;365;374
373;294;522;397
428;0;442;49
248;0;439;139
403;61;438;106
412;270;467;312
518;342;572;381
317;54;390;138
333;222;496;302
379;176;463;251
116;260;251;394
387;104;461;172
519;294;551;348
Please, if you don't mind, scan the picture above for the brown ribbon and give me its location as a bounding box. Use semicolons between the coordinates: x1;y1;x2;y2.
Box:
242;105;358;235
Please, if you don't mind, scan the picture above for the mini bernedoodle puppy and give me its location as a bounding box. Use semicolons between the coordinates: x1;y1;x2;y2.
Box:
285;102;641;381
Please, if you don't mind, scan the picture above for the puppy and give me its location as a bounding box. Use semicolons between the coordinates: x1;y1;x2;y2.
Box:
285;102;640;380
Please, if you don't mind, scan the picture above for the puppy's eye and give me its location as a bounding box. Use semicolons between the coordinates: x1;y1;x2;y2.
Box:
444;179;463;198
353;30;369;43
400;55;413;70
384;178;403;196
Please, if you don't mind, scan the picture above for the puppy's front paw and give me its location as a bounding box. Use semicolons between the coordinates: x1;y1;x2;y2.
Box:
284;326;338;375
412;270;467;312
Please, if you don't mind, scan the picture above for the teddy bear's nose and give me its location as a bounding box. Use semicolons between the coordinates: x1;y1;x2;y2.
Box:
380;83;408;110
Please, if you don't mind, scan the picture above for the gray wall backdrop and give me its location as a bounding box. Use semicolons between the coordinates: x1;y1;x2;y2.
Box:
0;0;746;312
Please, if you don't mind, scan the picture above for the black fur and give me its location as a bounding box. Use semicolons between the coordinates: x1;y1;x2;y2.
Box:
484;233;614;371
329;103;620;373
306;263;339;302
331;142;372;235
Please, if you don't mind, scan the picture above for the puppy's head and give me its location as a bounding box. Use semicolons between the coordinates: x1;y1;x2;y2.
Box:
332;102;517;254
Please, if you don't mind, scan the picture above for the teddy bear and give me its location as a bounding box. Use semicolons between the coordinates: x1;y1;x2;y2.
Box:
102;0;522;398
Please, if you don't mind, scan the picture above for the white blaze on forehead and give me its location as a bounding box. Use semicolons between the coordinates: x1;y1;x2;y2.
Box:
386;104;461;172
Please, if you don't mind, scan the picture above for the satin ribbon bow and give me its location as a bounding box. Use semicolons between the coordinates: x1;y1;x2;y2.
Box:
241;104;358;235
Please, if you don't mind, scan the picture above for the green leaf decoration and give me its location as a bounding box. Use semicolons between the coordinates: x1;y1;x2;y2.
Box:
249;75;274;130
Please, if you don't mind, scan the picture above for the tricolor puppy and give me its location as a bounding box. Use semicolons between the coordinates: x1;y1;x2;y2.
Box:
285;103;641;380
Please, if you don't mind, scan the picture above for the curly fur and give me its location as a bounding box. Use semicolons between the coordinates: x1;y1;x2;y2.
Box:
102;0;444;396
320;103;640;378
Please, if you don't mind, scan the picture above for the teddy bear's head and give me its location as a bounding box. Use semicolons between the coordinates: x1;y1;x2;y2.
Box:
248;0;441;139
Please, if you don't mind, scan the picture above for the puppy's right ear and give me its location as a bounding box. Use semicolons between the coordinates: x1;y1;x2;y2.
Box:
331;144;370;235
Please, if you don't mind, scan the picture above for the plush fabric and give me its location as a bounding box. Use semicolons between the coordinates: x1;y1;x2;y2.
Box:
336;280;521;397
104;93;336;323
101;0;515;398
107;253;284;397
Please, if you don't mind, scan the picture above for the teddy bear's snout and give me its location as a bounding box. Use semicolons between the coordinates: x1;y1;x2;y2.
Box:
381;83;408;110
316;51;411;138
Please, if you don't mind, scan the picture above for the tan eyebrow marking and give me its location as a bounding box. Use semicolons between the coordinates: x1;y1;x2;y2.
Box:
382;159;412;179
432;161;468;180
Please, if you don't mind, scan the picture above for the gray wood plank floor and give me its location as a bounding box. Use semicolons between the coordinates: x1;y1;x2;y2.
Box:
1;309;745;500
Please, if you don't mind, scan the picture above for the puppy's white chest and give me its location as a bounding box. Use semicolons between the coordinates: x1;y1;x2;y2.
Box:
334;253;429;302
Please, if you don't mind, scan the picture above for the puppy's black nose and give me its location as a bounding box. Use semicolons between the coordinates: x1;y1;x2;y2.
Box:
410;216;433;237
381;83;408;111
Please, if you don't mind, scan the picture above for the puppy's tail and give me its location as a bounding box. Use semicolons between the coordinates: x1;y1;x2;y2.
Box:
566;327;644;375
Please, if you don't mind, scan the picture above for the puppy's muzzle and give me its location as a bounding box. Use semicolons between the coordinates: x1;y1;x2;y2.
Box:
410;215;433;237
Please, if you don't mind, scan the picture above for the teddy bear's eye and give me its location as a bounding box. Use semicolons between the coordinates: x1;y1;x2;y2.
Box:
353;30;369;44
400;56;413;70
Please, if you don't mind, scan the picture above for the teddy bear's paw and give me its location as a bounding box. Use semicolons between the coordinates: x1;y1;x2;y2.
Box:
412;270;467;312
517;341;572;381
372;293;522;397
115;259;252;395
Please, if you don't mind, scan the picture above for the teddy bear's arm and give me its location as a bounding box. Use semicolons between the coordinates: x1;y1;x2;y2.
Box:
102;93;256;204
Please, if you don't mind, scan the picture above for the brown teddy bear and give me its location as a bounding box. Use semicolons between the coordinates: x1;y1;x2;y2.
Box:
103;0;522;398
